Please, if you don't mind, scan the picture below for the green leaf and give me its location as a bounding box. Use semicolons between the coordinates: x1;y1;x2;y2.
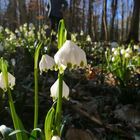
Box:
58;19;67;49
9;130;29;137
16;115;29;140
34;42;43;138
34;42;43;69
29;128;45;140
44;107;55;140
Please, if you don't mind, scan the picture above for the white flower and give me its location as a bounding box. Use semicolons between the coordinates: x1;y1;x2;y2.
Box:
112;48;115;52
126;47;132;54
0;125;6;132
5;28;10;34
134;45;139;50
50;79;69;100
28;31;34;38
125;53;130;58
11;58;16;67
43;25;49;30
86;35;91;42
51;136;61;140
29;23;35;30
39;54;55;73
80;30;84;36
112;57;115;62
114;50;119;56
23;23;27;28
54;40;87;70
0;72;15;91
120;49;125;55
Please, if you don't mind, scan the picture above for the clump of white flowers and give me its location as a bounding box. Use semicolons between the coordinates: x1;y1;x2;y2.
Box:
39;54;55;73
54;40;87;71
50;79;69;100
0;72;15;91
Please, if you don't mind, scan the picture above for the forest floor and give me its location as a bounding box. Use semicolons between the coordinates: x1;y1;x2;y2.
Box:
0;45;140;140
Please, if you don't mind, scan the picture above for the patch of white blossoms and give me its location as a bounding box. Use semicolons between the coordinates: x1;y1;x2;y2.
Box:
39;54;55;73
50;79;69;100
54;40;87;71
0;72;15;91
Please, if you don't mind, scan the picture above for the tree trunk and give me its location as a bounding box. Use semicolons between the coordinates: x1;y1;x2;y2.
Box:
127;0;140;43
82;0;85;31
110;0;117;41
88;0;92;36
101;0;108;41
121;0;124;42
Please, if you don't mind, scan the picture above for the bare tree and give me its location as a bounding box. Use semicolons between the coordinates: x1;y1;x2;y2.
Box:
127;0;140;42
82;0;86;31
121;0;124;42
110;0;117;41
88;0;93;36
101;0;108;41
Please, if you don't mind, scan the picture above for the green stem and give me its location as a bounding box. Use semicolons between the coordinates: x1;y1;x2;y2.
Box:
55;72;63;135
8;89;23;140
33;42;42;139
34;68;38;129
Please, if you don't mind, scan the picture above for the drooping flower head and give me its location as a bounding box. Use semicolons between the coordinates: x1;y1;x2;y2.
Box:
51;136;61;140
50;79;69;100
39;54;55;73
0;72;15;91
54;40;87;71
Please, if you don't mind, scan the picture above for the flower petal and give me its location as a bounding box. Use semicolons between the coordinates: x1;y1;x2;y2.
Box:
50;79;69;100
54;40;87;70
51;136;61;140
0;72;15;91
39;54;55;73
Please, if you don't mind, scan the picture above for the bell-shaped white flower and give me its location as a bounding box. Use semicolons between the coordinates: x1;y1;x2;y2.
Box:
86;35;91;42
134;45;139;50
120;49;125;55
51;136;61;140
0;72;15;91
39;54;55;73
11;58;16;67
125;53;130;58
50;79;69;100
80;30;84;36
54;40;87;70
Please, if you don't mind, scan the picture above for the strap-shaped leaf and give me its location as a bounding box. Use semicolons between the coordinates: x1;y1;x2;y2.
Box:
29;128;45;140
58;19;67;49
44;107;55;140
